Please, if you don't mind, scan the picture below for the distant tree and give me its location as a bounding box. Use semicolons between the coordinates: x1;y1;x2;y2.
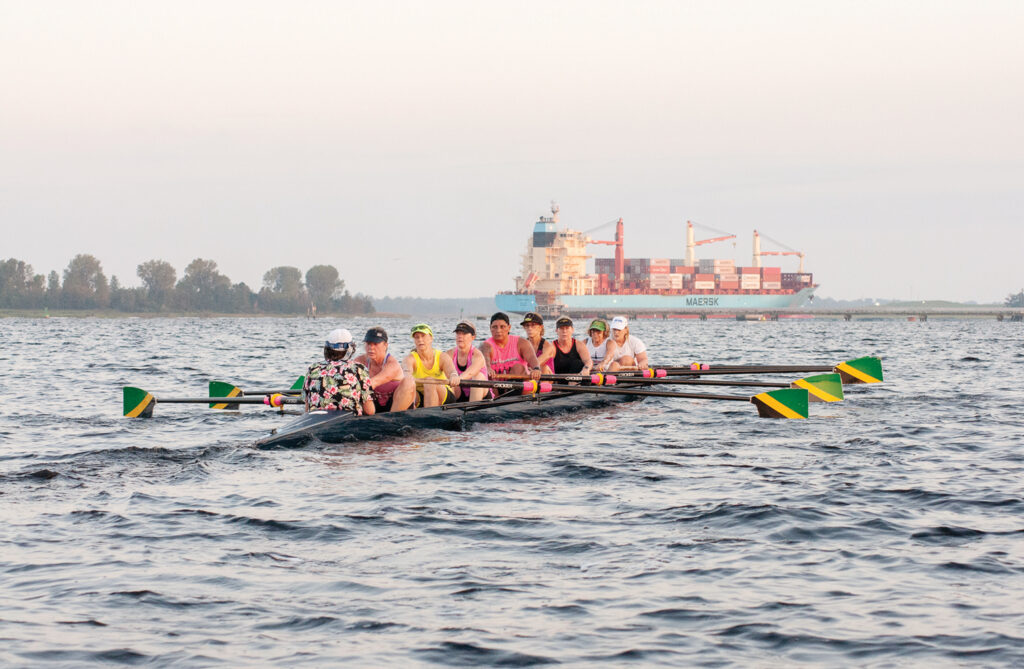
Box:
176;258;231;311
0;258;45;308
45;271;61;307
136;260;177;311
259;266;306;313
334;290;375;314
305;265;344;312
1006;290;1024;308
61;254;110;308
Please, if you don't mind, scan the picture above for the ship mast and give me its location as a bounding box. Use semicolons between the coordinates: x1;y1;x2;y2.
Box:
753;229;762;268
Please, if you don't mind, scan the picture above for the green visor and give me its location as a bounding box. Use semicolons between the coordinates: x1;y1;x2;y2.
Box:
411;323;433;336
588;319;607;332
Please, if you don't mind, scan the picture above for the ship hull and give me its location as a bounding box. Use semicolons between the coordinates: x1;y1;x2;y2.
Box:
496;287;816;313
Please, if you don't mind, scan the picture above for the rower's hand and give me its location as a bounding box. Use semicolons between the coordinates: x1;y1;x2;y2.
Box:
449;373;461;387
530;368;542;382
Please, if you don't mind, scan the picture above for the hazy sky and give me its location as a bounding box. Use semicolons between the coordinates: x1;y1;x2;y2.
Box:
2;1;1021;301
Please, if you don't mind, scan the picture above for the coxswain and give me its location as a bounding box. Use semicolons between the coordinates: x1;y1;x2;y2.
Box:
479;312;543;381
445;320;491;402
403;323;459;407
352;326;416;412
303;328;375;415
586;319;620;372
609;316;649;369
551;316;593;375
520;312;555;373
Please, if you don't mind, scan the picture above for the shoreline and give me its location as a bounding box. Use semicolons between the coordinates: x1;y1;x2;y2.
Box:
0;309;411;319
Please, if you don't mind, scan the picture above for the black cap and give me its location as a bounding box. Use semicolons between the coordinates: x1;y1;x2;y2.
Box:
453;321;476;335
490;312;510;324
520;312;543;326
555;316;573;328
363;327;388;343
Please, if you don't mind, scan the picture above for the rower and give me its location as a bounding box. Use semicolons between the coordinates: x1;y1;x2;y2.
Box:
551;316;593;375
403;323;459;407
520;312;555;373
609;316;649;369
586;318;620;372
303;328;375;415
445;320;491;402
352;326;416;412
479;312;543;381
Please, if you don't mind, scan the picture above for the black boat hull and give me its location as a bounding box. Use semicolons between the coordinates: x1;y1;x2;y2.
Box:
255;391;643;448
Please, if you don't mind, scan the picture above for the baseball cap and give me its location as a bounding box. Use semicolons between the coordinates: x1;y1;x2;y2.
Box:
520;312;543;326
588;319;607;332
363;327;388;343
325;328;353;350
555;316;573;328
490;312;510;324
454;321;476;335
410;323;433;337
610;316;628;330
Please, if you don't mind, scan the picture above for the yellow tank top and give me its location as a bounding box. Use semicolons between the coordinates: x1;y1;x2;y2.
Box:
412;350;446;381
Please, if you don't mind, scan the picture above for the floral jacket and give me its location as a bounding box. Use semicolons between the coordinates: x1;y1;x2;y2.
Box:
303;360;372;414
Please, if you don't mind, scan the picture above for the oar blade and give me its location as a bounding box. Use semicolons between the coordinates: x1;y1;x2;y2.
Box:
123;387;156;418
290;376;305;391
751;388;808;419
208;382;242;410
791;373;844;403
834;356;884;384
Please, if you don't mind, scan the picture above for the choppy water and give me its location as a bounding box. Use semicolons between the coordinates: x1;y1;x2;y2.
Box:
1;316;1022;666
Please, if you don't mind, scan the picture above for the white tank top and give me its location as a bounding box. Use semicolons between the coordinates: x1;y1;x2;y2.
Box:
587;337;608;362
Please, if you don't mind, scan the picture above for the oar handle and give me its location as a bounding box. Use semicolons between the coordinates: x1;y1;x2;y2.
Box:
419;378;554;395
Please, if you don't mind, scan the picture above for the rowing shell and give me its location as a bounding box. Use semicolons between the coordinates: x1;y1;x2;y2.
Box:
255;390;645;449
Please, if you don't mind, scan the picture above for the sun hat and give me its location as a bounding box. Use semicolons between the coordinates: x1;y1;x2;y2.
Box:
610;316;628;330
520;312;543;326
410;323;433;337
363;327;388;343
325;328;353;350
454;321;476;335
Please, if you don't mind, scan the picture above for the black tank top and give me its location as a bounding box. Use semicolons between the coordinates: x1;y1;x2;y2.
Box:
553;340;585;374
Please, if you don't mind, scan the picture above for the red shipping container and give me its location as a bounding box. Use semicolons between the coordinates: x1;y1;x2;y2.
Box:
695;273;715;281
740;267;760;274
650;265;669;274
672;266;696;274
719;281;740;289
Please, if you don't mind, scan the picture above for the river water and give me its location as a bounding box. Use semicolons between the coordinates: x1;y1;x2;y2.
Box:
1;317;1022;666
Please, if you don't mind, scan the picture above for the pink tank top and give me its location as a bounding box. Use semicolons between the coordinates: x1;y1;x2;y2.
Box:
486;335;527;374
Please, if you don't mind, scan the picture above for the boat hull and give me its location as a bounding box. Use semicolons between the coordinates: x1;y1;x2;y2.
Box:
256;391;643;448
496;287;816;313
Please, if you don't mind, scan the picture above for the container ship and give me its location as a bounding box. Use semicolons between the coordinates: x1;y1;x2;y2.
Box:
495;204;817;316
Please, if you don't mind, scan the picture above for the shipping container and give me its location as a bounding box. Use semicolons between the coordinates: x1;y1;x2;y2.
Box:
762;281;782;289
740;267;760;274
694;281;715;290
649;265;670;274
719;280;740;290
650;258;670;267
695;273;715;281
671;265;696;274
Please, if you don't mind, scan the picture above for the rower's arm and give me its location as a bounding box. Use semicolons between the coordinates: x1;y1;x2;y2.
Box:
518;338;541;370
537;341;555;367
370;358;404;388
635;349;649;368
440;352;460;386
577;340;593;373
463;348;486;378
600;340;619;371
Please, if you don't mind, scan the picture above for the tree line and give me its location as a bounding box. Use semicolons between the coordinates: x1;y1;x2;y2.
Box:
0;255;374;314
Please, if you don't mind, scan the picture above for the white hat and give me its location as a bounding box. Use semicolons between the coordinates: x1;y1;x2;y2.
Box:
325;328;353;350
610;316;628;330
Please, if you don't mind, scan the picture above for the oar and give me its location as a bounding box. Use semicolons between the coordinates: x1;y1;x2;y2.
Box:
496;371;843;403
208;376;305;411
123;387;302;418
421;379;809;419
655;356;884;384
540;383;810;419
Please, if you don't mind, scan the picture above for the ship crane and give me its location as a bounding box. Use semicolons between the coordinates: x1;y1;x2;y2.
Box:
585;218;625;286
753;230;805;272
685;220;737;267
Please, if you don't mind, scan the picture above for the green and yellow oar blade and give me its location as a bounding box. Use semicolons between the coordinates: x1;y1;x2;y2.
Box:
791;373;844;403
751;388;808;419
123;387;156;418
208;381;242;410
834;356;883;384
290;376;305;391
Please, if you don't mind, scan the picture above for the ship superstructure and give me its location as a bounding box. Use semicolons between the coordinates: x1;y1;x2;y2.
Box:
496;204;817;315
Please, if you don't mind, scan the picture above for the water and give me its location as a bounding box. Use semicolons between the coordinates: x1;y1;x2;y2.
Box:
1;317;1022;666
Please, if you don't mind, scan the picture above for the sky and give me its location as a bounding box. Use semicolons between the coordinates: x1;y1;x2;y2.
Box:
2;0;1021;302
